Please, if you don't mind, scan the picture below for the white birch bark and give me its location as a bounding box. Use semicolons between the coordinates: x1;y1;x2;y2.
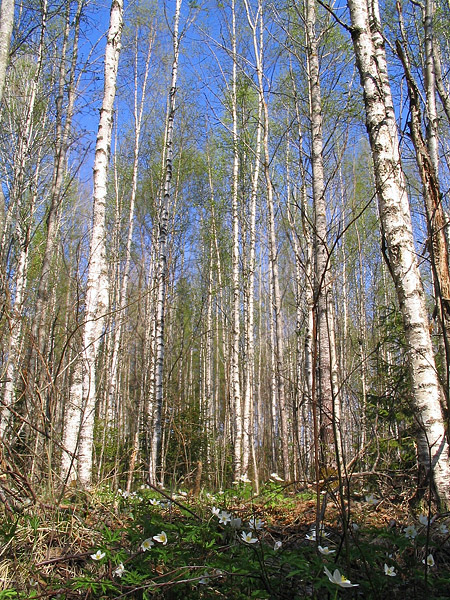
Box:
1;236;29;437
401;3;450;395
32;0;83;358
245;0;290;479
0;0;14;108
150;0;182;485
107;25;154;427
432;40;450;124
305;0;339;463
285;124;304;476
348;0;450;505
205;157;217;474
231;0;242;481
1;1;47;437
423;0;439;176
242;0;263;480
61;0;123;486
291;74;314;476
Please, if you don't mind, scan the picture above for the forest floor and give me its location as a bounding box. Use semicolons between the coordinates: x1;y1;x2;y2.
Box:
0;472;449;599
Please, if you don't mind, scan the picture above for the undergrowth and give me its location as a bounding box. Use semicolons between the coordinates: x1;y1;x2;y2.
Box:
0;476;449;599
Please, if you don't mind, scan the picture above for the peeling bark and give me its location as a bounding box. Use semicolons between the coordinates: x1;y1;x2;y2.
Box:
348;0;450;506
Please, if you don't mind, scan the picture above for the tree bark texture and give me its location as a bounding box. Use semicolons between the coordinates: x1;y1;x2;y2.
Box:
61;0;123;486
348;0;450;505
0;0;14;108
150;0;182;485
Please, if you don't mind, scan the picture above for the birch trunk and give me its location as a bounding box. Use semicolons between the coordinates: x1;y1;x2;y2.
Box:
242;0;263;480
1;1;48;437
348;0;450;505
291;73;314;477
150;0;182;485
396;37;450;398
230;0;242;481
0;0;14;108
61;0;123;486
32;0;83;362
432;40;450;124
305;0;339;464
423;0;439;176
107;25;154;428
245;0;289;480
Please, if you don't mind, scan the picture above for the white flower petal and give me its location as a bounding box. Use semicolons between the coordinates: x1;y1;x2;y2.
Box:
153;531;168;545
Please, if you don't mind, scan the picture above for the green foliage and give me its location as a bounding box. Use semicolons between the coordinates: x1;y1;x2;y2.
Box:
366;303;417;468
72;576;120;597
0;591;19;599
2;481;450;599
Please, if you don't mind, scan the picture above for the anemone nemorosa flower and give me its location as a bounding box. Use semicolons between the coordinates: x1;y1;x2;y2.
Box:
241;531;258;544
141;538;154;551
324;567;358;588
113;563;125;577
153;531;168;545
384;564;396;577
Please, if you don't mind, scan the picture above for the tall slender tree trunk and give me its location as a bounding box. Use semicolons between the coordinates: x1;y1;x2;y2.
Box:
230;0;242;482
0;0;14;108
1;0;48;438
305;0;339;465
348;0;450;506
245;0;289;480
150;0;182;485
291;72;314;478
61;0;123;486
107;25;154;433
32;0;83;357
242;0;263;481
30;0;83;461
396;2;450;399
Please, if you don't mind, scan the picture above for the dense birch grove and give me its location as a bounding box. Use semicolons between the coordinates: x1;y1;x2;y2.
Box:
1;0;450;506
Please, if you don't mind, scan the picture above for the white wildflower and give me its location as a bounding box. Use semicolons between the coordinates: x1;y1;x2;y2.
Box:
140;538;154;551
404;525;418;539
423;554;435;567
113;563;125;577
218;510;232;525
318;545;335;555
230;516;242;529
241;531;258;544
324;566;358;588
153;531;168;545
384;564;396;577
365;493;379;506
248;516;264;530
419;514;434;526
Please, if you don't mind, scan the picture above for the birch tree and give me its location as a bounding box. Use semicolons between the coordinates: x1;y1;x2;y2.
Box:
347;0;450;505
108;17;155;433
61;0;123;486
230;0;243;481
1;0;49;438
32;0;84;368
0;0;14;108
149;0;182;485
395;0;450;396
302;0;341;467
